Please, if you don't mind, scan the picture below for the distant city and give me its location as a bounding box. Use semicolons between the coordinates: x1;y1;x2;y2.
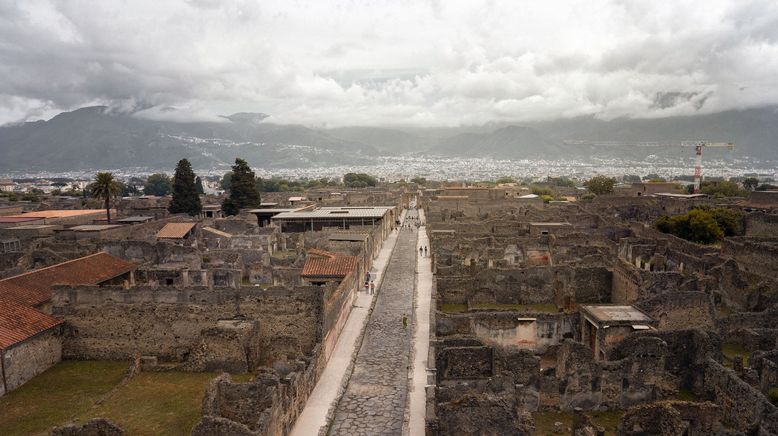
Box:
1;154;775;193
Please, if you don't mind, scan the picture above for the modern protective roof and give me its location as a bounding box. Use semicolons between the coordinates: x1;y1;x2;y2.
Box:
5;224;58;230
580;305;653;324
0;252;136;306
0;296;62;350
5;209;108;219
202;226;233;238
156;222;196;239
0;216;43;223
116;216;153;223
653;193;708;198
248;208;298;214
69;225;122;232
301;248;358;279
273;206;393;220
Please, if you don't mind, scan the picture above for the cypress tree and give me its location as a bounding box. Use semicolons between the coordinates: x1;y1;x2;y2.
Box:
222;158;261;215
195;176;205;195
169;159;202;216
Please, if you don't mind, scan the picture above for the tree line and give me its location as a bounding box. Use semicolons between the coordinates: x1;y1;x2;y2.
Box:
84;157;387;222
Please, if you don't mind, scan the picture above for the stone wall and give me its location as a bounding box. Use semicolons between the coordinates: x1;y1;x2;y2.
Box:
193;345;328;436
1;329;62;395
636;291;715;331
700;359;778;433
436;311;576;353
745;212;778;237
437;266;612;306
721;236;778;279
52;285;322;368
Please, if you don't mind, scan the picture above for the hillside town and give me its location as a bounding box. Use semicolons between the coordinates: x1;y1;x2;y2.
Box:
0;157;777;435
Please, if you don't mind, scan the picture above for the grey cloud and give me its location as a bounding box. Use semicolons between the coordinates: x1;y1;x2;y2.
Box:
1;0;778;126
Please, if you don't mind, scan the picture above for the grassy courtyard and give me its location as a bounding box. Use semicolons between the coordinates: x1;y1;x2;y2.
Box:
534;410;623;435
0;361;127;435
439;302;560;313
0;360;253;436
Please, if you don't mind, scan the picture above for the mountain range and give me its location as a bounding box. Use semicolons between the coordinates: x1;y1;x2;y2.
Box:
0;105;776;172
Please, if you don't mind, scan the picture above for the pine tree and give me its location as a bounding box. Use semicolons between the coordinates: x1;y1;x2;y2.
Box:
222;158;261;215
169;159;202;216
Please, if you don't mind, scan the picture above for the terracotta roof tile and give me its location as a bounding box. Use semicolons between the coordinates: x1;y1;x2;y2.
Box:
0;296;62;349
5;209;109;219
0;252;136;306
301;249;358;279
156;222;196;239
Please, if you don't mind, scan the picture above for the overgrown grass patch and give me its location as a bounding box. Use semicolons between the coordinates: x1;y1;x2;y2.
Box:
439;303;467;313
534;410;572;434
80;372;253;436
0;360;127;436
722;342;750;368
471;302;559;313
587;410;623;435
676;387;699;401
534;410;622;436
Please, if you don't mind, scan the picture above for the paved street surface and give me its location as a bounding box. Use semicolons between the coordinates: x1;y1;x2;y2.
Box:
290;212;404;436
328;212;419;435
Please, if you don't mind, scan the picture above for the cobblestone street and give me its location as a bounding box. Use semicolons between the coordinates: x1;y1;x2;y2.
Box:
328;217;419;435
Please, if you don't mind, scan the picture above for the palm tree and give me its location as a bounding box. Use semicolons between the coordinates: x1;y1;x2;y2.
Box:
90;172;121;223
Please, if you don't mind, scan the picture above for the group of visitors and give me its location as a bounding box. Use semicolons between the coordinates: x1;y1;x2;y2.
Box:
418;246;428;257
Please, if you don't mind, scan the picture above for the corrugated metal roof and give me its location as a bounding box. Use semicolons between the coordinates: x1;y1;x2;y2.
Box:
156;222;196;239
273;206;393;220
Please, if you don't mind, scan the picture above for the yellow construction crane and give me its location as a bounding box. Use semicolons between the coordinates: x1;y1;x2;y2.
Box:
563;139;735;193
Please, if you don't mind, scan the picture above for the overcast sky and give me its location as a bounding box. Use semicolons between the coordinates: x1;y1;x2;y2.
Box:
1;0;777;126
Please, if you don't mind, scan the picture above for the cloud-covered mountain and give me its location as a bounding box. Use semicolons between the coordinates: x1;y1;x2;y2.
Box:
0;107;377;171
0;106;776;172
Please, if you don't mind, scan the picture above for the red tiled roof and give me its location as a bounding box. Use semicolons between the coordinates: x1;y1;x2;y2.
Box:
0;296;62;350
0;252;136;306
301;248;358;279
5;209;108;219
156;222;196;239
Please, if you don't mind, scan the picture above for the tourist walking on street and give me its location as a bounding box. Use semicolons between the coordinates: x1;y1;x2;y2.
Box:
419;247;423;256
369;281;375;295
424;246;428;257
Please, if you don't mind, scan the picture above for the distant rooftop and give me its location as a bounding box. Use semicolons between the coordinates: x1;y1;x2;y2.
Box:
272;206;393;220
302;248;358;279
580;305;652;324
69;224;122;232
116;216;153;223
0;216;43;223
6;209;107;219
156;222;196;239
0;252;136;307
653;193;707;198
